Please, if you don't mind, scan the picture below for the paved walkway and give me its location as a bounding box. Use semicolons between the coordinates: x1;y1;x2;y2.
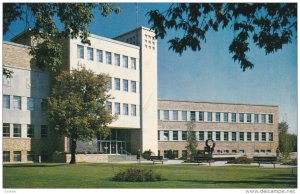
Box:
112;160;297;168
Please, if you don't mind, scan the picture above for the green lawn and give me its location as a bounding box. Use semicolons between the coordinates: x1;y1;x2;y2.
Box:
3;163;297;188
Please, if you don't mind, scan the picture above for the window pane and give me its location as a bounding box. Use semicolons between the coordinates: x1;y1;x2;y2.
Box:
173;131;178;140
131;57;136;69
223;112;228;122
87;47;94;61
97;49;103;62
199;131;204;140
3;151;10;162
232;132;236;141
123;79;128;92
239;132;244;141
41;99;48;112
123;56;128;68
262;132;266;141
3;95;10;109
182;111;187;121
246;113;251;122
190;111;195;121
27;97;35;111
27;151;34;162
106;102;112;114
163;131;169;140
115;103;120;115
114;78;120;90
131;104;136;116
123;104;129;115
239;113;244;122
208;131;212;140
207;112;212;121
182;131;187;140
254;114;259;123
106;52;112;64
173;111;178;120
255;132;259;141
14;151;21;162
268;114;273;123
199;112;204;121
13;96;21;110
131;81;136;93
261;114;266;123
13;124;21;137
224;132;228;141
41;125;48;138
216;112;221;122
247;132;251;141
77;45;84;59
216;132;220;141
164;110;169;120
114;54;120;66
269;132;273;141
27;124;34;138
107;77;112;90
3;123;10;137
231;113;236;122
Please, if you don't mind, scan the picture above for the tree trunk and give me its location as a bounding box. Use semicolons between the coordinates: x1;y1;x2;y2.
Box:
70;138;77;164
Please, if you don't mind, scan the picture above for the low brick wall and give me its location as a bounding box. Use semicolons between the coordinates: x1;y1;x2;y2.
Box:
66;154;109;163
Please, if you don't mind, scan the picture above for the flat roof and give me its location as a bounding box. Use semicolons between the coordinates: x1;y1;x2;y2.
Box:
113;26;154;39
158;98;278;108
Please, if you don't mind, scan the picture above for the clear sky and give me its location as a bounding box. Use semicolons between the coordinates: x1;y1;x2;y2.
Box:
3;3;298;134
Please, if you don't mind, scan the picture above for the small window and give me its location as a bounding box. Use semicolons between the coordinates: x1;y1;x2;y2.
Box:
14;151;21;162
27;124;34;138
114;78;120;91
27;97;35;111
269;132;273;141
231;113;236;122
182;131;187;140
261;114;266;123
123;56;128;68
255;132;259;141
173;111;178;121
163;131;169;140
182;111;187;121
164;110;169;120
130;57;136;70
239;132;244;141
254;114;259;123
173;131;178;140
247;132;251;141
13;124;21;137
3;95;10;109
223;112;228;122
199;111;204;121
199;131;204;140
232;132;236;141
3;123;10;137
77;45;84;59
96;49;103;63
173;150;179;159
123;104;129;115
224;132;228;141
216;112;221;122
123;79;128;92
87;47;94;61
13;96;21;110
107;77;112;90
216;132;220;141
115;103;120;115
27;151;35;162
239;113;244;122
41;125;48;138
114;54;120;66
268;114;273;123
262;132;266;141
207;112;212;122
208;131;212;140
246;113;251;123
3;151;10;162
131;81;136;93
131;104;136;116
106;52;112;65
190;111;195;121
232;150;237;153
106;102;112;114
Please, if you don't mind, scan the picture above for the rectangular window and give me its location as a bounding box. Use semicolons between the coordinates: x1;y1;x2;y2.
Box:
164;110;169;120
77;45;84;59
207;112;212;122
107;77;112;90
123;56;128;68
87;47;94;61
163;131;169;140
216;132;221;141
3;95;10;109
173;111;178;121
27;151;34;162
268;114;273;123
3;151;10;162
255;132;259;141
131;81;136;93
239;113;244;122
13;96;21;110
106;102;112;114
247;132;251;141
262;132;266;141
173;150;178;159
41;125;48;138
224;112;228;122
208;131;212;140
232;132;236;141
106;52;112;64
96;49;103;63
199;112;204;121
114;54;120;66
27;124;34;138
173;131;178;140
190;111;195;121
13;124;21;137
182;131;187;140
269;132;273;141
216;112;221;122
3;123;10;137
261;114;266;123
130;57;136;69
182;111;187;121
254;114;259;123
131;104;136;116
231;113;236;122
224;132;229;141
27;97;35;111
239;132;244;141
163;151;168;159
246;113;251;123
123;79;128;92
199;131;204;140
123;104;129;115
157;131;160;140
115;103;121;115
41;99;48;112
14;151;21;162
114;78;120;90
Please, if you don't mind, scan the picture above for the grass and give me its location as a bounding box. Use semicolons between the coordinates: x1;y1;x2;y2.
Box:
3;163;297;188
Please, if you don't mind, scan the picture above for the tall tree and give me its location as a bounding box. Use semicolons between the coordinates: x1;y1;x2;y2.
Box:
48;68;113;164
278;121;293;158
148;3;297;71
3;3;121;76
185;121;198;161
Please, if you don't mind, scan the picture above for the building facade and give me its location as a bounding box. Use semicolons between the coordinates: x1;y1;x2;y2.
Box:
2;27;278;163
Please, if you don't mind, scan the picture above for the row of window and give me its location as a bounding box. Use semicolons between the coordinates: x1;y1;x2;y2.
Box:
3;123;48;138
158;110;273;124
3;151;35;162
106;102;137;116
108;78;137;93
77;45;137;70
158;130;274;142
3;95;47;111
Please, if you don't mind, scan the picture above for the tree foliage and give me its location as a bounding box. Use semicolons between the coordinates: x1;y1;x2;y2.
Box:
148;3;297;71
278;121;297;158
185;121;198;160
48;68;114;164
3;3;121;76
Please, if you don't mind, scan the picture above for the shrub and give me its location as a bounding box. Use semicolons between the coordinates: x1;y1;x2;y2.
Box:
281;158;297;165
166;149;176;159
227;157;254;164
112;167;162;182
142;149;152;160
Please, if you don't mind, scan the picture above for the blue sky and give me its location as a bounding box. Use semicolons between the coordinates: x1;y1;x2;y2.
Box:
4;3;298;134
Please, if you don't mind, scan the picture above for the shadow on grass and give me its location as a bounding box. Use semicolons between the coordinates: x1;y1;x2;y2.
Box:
3;163;67;168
